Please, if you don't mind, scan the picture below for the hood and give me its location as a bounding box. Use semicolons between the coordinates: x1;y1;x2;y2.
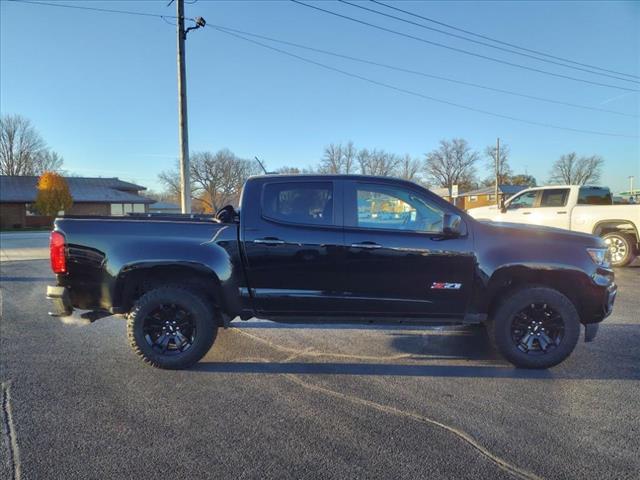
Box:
480;221;604;247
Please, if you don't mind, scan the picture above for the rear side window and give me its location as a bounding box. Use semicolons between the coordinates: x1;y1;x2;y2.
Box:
262;182;334;226
578;187;612;205
540;189;569;207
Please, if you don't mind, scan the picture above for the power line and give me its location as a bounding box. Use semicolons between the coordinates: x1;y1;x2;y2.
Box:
8;0;193;22
9;0;638;136
207;25;638;138
209;23;636;118
370;0;639;80
339;0;638;84
290;0;640;93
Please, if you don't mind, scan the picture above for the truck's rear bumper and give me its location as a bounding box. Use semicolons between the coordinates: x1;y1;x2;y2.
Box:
46;285;73;316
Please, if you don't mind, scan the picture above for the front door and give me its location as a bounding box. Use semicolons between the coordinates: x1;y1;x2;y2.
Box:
341;180;475;318
241;179;347;315
498;190;539;223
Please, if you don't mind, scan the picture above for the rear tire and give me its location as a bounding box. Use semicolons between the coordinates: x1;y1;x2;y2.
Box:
602;231;636;267
490;287;580;369
127;286;217;369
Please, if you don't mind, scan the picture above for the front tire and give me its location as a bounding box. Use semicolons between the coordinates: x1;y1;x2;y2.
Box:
490;287;580;369
602;231;636;267
127;287;217;369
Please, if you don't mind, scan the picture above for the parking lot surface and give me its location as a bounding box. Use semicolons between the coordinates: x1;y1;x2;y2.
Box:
1;253;639;479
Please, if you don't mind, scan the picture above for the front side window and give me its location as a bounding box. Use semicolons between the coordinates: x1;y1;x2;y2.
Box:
507;191;537;209
355;184;443;233
540;189;569;207
262;182;334;226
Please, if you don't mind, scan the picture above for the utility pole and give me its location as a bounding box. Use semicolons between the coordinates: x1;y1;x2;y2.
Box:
176;0;191;213
495;137;500;207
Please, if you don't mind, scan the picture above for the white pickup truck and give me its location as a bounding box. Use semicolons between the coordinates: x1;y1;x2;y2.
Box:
467;185;640;267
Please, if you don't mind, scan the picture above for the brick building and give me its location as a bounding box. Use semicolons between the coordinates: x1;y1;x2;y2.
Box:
0;175;154;229
457;185;526;211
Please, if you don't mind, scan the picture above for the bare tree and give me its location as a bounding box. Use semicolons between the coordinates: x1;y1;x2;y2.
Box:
159;149;261;213
509;174;537;187
549;153;604;185
342;141;357;174
484;143;512;186
191;149;262;212
276;166;315;174
318;143;344;174
424;139;478;195
158;160;183;199
0;114;55;175
398;154;422;183
35;150;64;175
358;149;401;176
318;142;357;174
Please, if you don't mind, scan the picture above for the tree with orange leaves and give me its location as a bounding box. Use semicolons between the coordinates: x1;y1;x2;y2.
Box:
33;171;73;217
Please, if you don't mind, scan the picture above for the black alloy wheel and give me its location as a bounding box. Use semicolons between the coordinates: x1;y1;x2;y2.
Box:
143;303;196;355
490;286;580;369
127;286;218;369
510;303;564;355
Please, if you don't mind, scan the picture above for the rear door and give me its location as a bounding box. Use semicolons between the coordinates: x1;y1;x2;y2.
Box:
532;188;571;229
341;180;475;318
241;178;347;315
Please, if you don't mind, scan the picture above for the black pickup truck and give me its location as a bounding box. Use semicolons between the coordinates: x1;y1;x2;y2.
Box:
47;175;617;370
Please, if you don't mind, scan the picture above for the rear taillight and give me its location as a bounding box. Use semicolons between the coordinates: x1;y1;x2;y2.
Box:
50;231;66;274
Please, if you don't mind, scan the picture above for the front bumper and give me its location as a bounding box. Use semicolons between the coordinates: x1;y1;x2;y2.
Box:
584;281;617;343
46;285;73;316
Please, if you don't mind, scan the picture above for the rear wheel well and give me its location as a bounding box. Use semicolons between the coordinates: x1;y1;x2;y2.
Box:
593;221;638;250
117;265;223;320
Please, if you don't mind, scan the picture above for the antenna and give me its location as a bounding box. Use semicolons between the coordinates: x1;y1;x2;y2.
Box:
255;156;268;175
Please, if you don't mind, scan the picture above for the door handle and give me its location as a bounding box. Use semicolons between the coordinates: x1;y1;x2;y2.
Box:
522;212;532;215
254;237;285;245
557;211;567;214
351;242;383;249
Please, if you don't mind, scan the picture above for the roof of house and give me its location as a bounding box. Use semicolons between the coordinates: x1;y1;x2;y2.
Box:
458;184;527;197
0;175;154;204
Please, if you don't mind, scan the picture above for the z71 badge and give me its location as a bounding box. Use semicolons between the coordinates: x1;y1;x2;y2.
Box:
431;282;462;290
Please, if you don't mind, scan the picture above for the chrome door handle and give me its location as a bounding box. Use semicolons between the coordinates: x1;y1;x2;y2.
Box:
254;238;285;245
351;242;382;249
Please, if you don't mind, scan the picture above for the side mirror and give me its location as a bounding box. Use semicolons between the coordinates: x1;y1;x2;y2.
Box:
442;213;465;237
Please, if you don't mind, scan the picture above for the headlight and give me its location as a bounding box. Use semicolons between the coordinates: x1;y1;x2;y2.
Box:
587;247;610;267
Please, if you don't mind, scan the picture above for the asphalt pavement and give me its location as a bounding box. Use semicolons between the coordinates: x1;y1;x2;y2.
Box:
0;239;638;479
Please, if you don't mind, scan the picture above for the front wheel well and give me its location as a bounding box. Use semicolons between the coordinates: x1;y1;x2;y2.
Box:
484;268;583;322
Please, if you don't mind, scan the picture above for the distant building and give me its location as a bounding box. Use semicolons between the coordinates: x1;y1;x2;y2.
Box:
0;175;155;229
148;201;181;214
457;184;526;210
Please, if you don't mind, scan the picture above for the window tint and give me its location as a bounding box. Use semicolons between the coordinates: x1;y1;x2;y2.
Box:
263;182;334;225
540;189;569;207
578;187;612;205
355;185;443;232
507;191;537;209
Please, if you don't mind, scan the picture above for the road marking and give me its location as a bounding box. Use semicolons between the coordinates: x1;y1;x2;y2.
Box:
1;382;21;480
233;328;464;361
230;328;541;480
